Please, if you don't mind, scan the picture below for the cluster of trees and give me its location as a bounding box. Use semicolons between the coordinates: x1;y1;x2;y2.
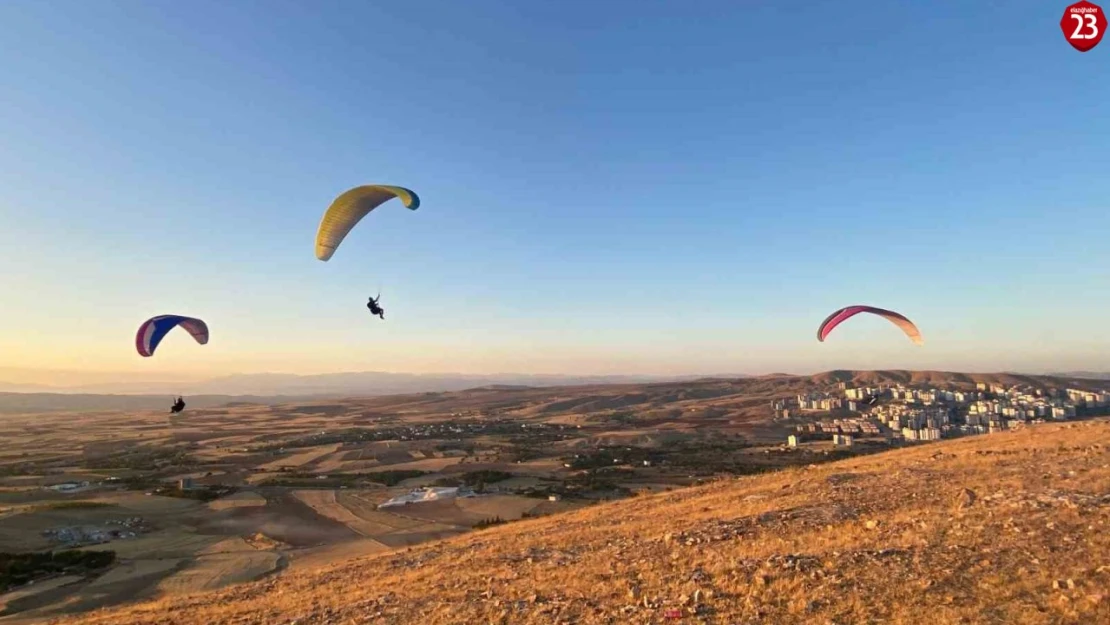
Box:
33;502;116;511
564;445;666;470
162;485;237;502
262;470;430;489
255;419;581;453
0;550;115;592
112;476;237;502
433;441;476;454
83;447;193;471
473;516;507;529
0;464;39;477
434;470;514;490
503;445;545;463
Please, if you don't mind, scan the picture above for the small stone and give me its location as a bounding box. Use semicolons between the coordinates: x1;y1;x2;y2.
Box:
956;488;977;508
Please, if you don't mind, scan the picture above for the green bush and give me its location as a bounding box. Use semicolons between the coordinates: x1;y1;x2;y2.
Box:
32;502;116;511
0;550;116;592
474;516;507;529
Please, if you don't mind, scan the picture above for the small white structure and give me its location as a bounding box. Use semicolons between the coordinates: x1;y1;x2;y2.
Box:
378;487;461;509
787;435;799;448
47;481;89;492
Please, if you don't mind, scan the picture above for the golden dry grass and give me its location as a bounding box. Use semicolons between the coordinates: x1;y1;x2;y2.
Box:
364;457;463;472
206;491;267;511
196;536;260;555
86;559;184;589
335;491;426;530
105;531;224;559
0;575;84;612
311;450;354;473
285;539;392;572
103;493;203;515
292;489;396;538
155;552;282;594
454;495;541;521
39;418;1110;625
256;444;341;471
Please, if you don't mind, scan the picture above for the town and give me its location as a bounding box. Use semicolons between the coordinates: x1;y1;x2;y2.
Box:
775;382;1110;447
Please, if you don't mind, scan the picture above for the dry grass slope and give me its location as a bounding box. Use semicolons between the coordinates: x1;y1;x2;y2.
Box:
40;418;1110;625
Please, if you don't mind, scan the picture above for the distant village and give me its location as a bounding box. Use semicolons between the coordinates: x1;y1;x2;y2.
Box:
41;516;148;547
773;382;1110;448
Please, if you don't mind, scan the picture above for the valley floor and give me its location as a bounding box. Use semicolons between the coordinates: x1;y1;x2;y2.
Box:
41;418;1110;625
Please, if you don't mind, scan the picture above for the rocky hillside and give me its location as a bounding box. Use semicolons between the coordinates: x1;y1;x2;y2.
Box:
46;418;1110;625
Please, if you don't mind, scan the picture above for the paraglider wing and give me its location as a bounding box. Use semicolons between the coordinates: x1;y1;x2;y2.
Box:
315;185;420;261
136;315;210;357
816;305;923;345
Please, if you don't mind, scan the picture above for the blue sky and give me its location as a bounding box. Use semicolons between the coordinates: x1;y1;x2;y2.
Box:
1;0;1107;381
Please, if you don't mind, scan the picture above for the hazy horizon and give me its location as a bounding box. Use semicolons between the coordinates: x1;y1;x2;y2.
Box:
4;363;1106;393
3;1;1108;380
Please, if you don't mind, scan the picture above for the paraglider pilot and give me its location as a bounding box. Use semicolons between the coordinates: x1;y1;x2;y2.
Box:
367;295;385;320
170;397;186;414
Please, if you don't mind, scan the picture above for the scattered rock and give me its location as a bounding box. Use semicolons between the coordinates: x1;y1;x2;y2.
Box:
956;488;977;509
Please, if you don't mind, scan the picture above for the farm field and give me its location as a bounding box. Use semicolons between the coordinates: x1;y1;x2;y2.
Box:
0;371;1106;621
156;551;282;594
46;415;1110;625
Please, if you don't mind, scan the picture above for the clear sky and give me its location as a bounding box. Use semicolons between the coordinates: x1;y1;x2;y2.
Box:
1;1;1108;383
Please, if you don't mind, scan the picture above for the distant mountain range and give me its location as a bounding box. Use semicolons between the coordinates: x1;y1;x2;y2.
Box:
2;368;1107;414
0;371;750;398
0;393;284;414
1050;371;1110;380
0;371;749;414
4;368;1107;398
7;367;1109;398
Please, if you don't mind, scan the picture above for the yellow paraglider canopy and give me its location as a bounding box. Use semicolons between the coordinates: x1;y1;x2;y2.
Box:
315;185;420;261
